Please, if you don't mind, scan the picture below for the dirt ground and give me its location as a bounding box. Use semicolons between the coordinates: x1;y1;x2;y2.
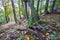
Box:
40;14;60;23
0;14;60;31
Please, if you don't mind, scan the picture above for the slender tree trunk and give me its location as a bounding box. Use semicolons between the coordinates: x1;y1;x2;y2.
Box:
28;0;40;27
44;0;49;14
51;0;56;13
21;0;25;19
40;0;42;13
24;1;29;19
2;0;9;23
11;0;17;23
18;0;21;19
28;0;35;18
36;0;40;20
27;0;35;27
28;0;40;21
23;0;29;19
30;0;36;21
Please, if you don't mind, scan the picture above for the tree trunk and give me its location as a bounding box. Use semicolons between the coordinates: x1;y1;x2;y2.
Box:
27;0;35;27
11;0;17;23
44;0;49;14
36;0;40;20
28;0;35;18
18;0;21;19
24;1;29;19
51;0;56;13
2;0;9;23
30;0;36;22
28;0;40;27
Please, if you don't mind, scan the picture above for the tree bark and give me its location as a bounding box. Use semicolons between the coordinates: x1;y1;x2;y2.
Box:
24;1;29;19
36;0;40;20
2;0;9;23
11;0;17;23
51;0;56;13
18;0;21;19
44;0;49;14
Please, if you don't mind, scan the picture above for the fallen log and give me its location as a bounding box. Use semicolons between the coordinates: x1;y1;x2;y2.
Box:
0;21;16;29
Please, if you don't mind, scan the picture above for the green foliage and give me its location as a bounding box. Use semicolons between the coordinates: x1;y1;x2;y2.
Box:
28;17;33;27
48;6;51;11
0;10;6;24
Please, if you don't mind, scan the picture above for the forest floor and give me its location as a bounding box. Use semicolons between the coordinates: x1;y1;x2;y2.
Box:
40;14;60;23
0;14;60;40
0;14;60;30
